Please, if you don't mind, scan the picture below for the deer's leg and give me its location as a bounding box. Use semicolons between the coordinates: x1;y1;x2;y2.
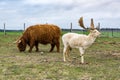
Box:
63;46;68;62
79;47;85;64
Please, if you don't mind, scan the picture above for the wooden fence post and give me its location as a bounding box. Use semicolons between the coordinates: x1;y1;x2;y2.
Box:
70;22;72;32
97;22;100;30
24;23;26;31
4;23;6;35
112;28;113;37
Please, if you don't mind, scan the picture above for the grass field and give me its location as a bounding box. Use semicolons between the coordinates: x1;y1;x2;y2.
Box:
0;31;120;80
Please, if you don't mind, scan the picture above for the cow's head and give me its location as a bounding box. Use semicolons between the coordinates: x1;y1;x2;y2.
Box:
15;37;26;52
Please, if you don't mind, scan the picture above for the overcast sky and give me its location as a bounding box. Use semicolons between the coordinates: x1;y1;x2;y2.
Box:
0;0;120;30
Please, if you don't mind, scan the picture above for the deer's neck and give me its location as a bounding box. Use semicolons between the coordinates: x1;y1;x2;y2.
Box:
87;33;97;43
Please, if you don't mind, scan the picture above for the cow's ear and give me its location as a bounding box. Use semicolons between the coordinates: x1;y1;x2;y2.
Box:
21;38;26;44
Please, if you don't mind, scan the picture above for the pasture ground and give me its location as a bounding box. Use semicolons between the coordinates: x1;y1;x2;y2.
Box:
0;32;120;80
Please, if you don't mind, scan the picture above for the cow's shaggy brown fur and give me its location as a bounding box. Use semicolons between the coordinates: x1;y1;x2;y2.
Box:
16;24;61;52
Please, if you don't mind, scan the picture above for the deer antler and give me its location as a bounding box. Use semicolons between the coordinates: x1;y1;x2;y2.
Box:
78;17;86;29
90;18;95;30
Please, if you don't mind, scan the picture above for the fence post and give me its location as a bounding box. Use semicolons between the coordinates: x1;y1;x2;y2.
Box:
70;22;72;32
82;29;84;34
24;23;26;31
105;28;108;37
112;28;113;37
117;27;119;37
4;23;6;35
97;22;100;31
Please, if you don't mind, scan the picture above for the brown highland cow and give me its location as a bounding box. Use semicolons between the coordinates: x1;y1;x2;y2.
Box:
15;24;61;52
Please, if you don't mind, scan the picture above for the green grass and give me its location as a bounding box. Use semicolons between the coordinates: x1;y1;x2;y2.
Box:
101;31;120;37
0;31;120;80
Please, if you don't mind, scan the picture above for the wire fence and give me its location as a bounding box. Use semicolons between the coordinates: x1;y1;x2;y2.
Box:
62;28;120;38
0;23;120;37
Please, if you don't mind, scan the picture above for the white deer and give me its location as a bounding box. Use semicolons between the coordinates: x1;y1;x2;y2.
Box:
62;17;101;63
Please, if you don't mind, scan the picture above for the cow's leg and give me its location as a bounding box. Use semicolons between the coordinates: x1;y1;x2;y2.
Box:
55;41;60;52
49;43;55;52
29;41;35;52
35;42;39;52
